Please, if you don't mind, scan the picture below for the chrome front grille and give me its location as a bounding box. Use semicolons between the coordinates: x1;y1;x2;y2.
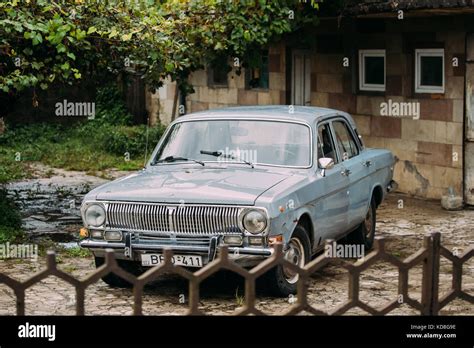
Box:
107;202;170;232
138;233;211;246
106;202;242;235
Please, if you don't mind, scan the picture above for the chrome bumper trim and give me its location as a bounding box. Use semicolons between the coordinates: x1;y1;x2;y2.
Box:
79;239;273;256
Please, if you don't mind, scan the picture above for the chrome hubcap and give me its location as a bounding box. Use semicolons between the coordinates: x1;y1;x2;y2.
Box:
282;238;305;284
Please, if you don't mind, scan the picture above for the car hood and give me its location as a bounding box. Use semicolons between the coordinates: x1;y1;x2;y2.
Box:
89;166;292;205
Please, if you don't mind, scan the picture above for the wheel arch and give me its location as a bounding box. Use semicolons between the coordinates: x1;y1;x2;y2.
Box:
371;184;384;208
293;212;314;249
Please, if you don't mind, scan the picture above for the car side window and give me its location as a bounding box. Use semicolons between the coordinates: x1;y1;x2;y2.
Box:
332;120;360;161
317;123;338;163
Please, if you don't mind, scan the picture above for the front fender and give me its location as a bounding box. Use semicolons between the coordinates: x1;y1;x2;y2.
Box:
269;204;313;246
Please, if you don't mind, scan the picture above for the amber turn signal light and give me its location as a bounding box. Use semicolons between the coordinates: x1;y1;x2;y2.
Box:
269;235;283;245
79;228;89;238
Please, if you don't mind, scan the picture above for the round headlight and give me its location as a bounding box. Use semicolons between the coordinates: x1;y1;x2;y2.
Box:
85;204;106;227
243;210;267;234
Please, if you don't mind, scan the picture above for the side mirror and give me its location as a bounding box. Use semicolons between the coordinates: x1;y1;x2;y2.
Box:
318;157;334;177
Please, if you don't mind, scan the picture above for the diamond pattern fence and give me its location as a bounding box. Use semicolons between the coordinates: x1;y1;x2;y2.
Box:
0;232;472;315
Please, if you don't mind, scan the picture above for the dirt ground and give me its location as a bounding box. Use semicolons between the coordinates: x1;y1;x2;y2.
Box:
0;167;473;315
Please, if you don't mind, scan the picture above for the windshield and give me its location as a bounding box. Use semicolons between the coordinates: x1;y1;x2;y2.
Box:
153;119;312;167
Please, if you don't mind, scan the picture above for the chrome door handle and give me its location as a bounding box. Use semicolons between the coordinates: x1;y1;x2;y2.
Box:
341;169;351;176
362;160;372;167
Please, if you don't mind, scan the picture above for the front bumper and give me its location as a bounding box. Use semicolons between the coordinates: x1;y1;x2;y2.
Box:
80;236;273;267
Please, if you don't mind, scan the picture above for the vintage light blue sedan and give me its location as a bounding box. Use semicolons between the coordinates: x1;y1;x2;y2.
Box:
80;106;395;295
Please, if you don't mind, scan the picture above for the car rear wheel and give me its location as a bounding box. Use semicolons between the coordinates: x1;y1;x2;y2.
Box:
94;257;144;288
266;225;311;296
346;196;376;251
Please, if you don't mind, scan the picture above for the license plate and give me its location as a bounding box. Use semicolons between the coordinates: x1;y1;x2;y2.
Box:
141;254;203;267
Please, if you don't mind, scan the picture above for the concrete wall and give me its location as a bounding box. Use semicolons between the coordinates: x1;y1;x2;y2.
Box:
146;77;177;126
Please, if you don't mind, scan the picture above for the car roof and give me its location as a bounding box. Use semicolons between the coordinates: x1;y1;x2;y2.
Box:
177;105;356;127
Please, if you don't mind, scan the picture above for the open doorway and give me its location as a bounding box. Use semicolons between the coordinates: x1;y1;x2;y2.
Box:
291;50;312;106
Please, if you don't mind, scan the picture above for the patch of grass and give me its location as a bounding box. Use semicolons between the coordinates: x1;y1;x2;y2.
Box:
63;265;77;273
0;188;24;243
39;137;147;172
44;169;55;178
55;254;64;264
36;239;92;259
0;85;166;183
0;148;34;184
0;226;25;244
37;238;58;257
235;287;244;306
0;121;164;177
61;246;92;258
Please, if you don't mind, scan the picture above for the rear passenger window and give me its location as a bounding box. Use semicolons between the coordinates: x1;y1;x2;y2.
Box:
332;121;359;161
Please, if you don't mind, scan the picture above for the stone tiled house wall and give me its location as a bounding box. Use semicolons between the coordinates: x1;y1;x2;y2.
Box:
147;16;471;200
146;44;287;126
312;18;466;200
186;43;287;112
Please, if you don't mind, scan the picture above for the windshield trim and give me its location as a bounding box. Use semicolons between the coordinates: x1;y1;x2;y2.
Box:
149;117;314;169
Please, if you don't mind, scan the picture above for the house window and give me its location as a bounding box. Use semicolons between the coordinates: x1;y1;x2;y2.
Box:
359;49;386;92
415;49;445;94
247;50;269;89
208;65;228;87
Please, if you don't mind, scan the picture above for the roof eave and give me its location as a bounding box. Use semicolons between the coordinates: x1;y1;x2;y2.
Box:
344;6;474;18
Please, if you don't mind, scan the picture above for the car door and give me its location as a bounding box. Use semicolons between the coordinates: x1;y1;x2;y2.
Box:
312;121;350;243
331;118;372;230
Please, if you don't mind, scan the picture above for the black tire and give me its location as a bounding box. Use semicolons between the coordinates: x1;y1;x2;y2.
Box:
346;196;376;251
265;225;311;297
94;257;144;288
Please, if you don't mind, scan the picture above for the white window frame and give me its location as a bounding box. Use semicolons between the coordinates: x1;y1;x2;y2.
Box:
415;48;445;94
358;49;386;92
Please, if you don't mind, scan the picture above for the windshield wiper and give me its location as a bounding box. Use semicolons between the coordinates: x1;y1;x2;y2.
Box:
200;150;254;168
153;156;205;166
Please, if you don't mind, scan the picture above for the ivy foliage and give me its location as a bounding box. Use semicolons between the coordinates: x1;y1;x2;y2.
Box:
0;0;320;97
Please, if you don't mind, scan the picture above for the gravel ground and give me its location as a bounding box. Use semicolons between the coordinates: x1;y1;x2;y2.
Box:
0;166;472;316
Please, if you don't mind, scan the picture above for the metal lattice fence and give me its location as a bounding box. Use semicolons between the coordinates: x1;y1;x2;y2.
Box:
0;232;472;315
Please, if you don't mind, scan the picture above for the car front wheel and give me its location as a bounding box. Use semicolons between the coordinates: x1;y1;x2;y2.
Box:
266;225;311;296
